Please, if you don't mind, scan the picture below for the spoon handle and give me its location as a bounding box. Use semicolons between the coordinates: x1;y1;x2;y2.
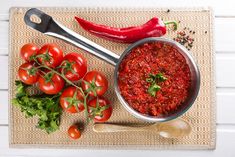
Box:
93;124;149;133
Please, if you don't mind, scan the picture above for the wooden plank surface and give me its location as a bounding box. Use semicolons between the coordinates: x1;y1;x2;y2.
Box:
0;56;8;89
216;54;235;87
0;21;8;53
217;88;235;124
215;18;235;52
0;91;8;124
1;0;235;156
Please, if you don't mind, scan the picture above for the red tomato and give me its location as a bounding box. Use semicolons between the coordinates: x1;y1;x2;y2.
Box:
38;71;65;94
20;43;39;62
61;53;87;82
68;125;81;140
60;86;84;113
18;62;39;85
81;71;108;96
37;44;63;68
88;97;112;122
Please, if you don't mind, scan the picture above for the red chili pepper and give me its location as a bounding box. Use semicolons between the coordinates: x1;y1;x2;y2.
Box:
75;16;177;43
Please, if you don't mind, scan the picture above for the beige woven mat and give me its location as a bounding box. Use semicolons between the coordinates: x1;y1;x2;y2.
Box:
9;7;216;149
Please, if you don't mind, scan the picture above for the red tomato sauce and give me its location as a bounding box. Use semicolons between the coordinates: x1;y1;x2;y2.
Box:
118;42;191;117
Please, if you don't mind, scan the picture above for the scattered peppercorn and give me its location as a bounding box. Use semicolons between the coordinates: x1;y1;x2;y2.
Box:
167;9;170;13
205;31;207;34
173;27;195;50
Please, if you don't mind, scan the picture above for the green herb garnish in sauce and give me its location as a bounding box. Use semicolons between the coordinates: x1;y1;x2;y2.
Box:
146;73;167;96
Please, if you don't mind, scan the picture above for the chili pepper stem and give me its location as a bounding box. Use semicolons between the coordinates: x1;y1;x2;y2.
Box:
164;21;178;30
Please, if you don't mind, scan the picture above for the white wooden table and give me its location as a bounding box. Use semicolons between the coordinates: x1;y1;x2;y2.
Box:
1;0;235;156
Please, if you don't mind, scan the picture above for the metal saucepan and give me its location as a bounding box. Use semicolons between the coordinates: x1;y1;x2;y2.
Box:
24;8;200;122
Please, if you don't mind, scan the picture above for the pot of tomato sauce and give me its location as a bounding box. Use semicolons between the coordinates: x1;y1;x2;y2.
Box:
115;38;200;122
25;8;200;122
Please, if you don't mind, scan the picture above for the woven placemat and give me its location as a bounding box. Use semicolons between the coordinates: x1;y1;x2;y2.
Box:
9;7;216;149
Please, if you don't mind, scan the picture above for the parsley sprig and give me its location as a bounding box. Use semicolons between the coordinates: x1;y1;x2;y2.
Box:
12;81;62;134
146;73;167;96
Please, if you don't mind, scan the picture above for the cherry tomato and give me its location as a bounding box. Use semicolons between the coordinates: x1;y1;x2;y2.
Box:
88;97;112;122
61;52;87;82
18;62;39;85
60;86;84;113
81;71;108;96
68;125;81;140
37;44;63;68
38;71;65;95
20;43;39;62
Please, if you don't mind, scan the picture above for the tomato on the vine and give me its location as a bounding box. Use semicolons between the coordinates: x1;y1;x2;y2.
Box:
61;52;87;82
37;44;63;68
60;86;84;113
81;71;108;96
20;43;39;62
88;97;112;122
68;125;81;140
18;62;39;85
38;71;65;95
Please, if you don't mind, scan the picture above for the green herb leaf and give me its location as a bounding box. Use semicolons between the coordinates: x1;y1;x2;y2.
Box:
15;80;27;98
146;73;167;97
12;80;62;134
146;77;154;83
155;73;167;82
147;83;161;96
146;73;167;83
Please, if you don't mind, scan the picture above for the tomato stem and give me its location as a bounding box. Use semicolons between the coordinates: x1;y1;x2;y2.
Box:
33;57;90;123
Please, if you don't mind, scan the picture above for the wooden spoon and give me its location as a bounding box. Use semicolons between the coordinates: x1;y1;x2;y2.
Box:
93;118;191;138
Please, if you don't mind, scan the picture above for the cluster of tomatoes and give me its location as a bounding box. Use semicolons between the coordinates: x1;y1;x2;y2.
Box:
18;43;113;139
